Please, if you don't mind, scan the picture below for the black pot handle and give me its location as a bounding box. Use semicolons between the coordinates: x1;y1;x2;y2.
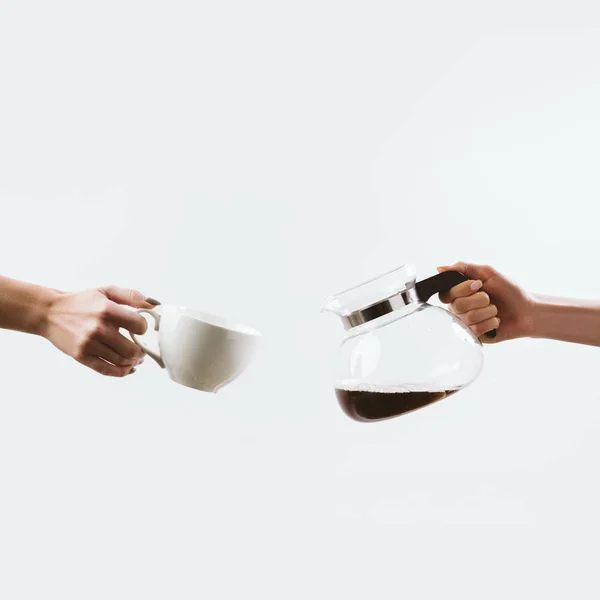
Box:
415;272;497;340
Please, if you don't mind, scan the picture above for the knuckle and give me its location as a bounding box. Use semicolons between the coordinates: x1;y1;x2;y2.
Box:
129;289;143;304
112;354;129;366
98;301;113;321
123;345;139;360
454;298;469;313
489;304;499;317
133;316;148;335
75;347;88;362
465;311;477;325
452;287;467;300
474;319;498;336
471;323;485;336
90;321;105;337
79;335;95;354
123;351;137;362
455;313;469;326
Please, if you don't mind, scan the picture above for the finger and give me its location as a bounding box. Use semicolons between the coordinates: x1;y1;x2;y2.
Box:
79;356;136;377
107;304;149;335
437;262;497;282
101;286;161;309
452;291;491;314
99;329;145;361
439;279;483;304
87;341;141;367
471;317;501;338
462;304;498;326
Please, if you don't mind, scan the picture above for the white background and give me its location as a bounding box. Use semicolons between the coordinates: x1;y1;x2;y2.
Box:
1;1;600;598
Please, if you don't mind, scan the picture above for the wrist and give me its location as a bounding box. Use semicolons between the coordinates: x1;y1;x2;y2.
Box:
505;292;541;339
528;293;547;339
34;287;63;338
527;293;577;340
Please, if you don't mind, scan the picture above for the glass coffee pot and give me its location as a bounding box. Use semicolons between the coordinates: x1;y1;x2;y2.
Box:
323;265;492;422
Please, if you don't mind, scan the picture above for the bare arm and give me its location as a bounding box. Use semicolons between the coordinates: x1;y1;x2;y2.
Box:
0;275;160;376
0;275;61;335
530;294;600;346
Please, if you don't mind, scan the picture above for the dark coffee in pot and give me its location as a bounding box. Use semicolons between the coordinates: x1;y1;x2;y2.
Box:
335;385;459;422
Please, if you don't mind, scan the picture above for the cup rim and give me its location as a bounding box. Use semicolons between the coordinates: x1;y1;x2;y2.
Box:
164;305;261;337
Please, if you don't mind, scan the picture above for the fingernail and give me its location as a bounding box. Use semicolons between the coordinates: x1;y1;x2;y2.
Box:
470;280;483;291
146;297;161;306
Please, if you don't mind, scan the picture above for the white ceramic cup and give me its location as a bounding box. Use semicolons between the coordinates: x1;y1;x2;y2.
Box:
131;306;261;393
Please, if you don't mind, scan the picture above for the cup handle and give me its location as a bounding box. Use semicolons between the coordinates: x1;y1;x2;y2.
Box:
131;308;166;368
415;272;497;340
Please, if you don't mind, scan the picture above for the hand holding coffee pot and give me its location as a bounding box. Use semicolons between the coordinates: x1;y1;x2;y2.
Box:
438;261;534;343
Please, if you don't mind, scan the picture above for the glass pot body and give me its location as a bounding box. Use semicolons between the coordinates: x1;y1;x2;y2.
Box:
324;265;484;422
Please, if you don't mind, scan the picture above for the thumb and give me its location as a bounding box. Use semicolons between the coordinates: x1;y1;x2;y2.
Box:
101;286;161;308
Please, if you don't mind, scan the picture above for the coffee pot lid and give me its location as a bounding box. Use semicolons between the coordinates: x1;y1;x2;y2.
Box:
322;265;420;330
323;265;471;331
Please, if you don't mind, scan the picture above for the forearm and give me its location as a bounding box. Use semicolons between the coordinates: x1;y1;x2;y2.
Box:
0;275;61;336
530;294;600;346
